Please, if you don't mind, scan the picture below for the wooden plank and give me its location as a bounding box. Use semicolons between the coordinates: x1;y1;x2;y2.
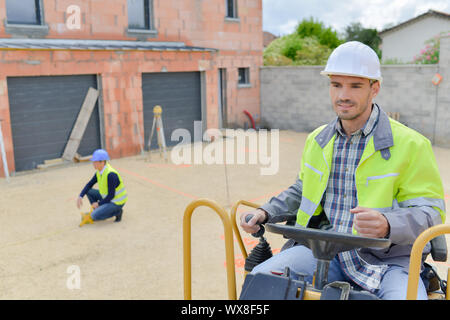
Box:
37;161;67;169
74;153;92;162
44;158;64;165
62;87;99;161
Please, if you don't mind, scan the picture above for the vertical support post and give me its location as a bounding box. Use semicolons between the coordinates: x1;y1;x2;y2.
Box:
0;120;10;182
407;224;450;300
314;260;330;290
183;199;237;300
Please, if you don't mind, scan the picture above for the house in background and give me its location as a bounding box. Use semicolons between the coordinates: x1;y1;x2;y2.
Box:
379;9;450;63
263;31;278;48
0;0;263;176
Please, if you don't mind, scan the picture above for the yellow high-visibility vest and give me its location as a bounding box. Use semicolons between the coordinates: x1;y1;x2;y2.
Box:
296;114;445;234
96;163;128;206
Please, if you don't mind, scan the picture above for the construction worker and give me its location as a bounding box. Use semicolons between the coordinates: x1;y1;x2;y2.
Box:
240;41;445;300
77;149;128;226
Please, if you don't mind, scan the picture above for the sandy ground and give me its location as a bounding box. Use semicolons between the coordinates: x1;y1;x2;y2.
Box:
0;130;449;300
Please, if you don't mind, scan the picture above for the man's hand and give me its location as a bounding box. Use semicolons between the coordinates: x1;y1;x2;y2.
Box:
76;197;83;209
91;202;99;209
350;206;390;238
240;209;268;234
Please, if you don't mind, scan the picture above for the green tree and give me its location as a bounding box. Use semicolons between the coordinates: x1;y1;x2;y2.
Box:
296;17;324;38
263;35;332;66
296;17;342;49
281;33;304;60
263;34;299;66
263;17;342;66
295;37;332;65
344;22;382;58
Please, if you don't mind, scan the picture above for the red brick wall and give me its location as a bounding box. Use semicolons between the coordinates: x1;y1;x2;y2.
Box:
0;0;262;176
0;0;263;49
0;49;216;168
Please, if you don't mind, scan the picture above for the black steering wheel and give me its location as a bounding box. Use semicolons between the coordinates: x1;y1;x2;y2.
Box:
244;213;391;260
266;223;391;260
265;223;391;290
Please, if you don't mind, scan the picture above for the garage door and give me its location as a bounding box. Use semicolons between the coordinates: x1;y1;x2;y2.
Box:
7;75;102;172
142;72;202;150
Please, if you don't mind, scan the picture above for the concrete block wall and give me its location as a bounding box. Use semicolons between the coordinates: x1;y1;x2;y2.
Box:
373;64;438;141
434;35;450;147
261;36;450;148
260;66;334;132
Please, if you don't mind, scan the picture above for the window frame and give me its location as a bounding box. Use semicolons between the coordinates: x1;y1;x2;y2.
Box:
237;67;251;88
6;0;42;25
4;0;48;37
225;0;239;21
126;0;158;39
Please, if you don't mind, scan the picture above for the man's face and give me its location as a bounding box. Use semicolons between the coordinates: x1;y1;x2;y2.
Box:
93;161;106;171
329;75;380;121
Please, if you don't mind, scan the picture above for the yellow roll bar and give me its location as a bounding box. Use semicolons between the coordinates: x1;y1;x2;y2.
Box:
183;199;237;300
183;198;449;301
407;224;450;300
230;200;261;260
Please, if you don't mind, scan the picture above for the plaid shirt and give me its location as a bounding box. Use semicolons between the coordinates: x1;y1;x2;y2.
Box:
322;104;388;292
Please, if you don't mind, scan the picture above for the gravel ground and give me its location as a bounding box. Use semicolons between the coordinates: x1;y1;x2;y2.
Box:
0;130;448;300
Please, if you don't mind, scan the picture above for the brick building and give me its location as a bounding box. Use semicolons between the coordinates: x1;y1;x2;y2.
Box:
0;0;263;175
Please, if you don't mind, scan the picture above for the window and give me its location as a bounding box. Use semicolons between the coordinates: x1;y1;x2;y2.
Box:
4;0;48;37
6;0;42;25
128;0;153;30
226;0;238;19
238;68;250;86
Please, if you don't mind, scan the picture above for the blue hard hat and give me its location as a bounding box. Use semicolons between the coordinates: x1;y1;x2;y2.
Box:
90;149;110;161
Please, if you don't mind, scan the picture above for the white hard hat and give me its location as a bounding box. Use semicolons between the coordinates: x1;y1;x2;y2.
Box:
321;41;382;83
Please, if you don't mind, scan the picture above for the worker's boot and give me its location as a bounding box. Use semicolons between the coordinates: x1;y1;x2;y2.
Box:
114;208;123;223
79;212;94;227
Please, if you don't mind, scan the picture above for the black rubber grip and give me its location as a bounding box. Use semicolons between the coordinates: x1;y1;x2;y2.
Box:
245;214;265;238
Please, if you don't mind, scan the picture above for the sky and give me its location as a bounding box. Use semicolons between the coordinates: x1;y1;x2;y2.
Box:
262;0;450;36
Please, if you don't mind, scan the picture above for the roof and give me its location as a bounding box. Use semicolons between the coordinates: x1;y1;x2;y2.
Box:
0;38;218;52
379;9;450;36
263;31;278;47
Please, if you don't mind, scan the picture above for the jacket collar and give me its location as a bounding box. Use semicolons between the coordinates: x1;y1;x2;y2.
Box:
315;104;394;159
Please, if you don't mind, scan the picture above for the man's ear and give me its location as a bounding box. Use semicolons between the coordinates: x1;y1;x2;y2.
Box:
371;81;380;98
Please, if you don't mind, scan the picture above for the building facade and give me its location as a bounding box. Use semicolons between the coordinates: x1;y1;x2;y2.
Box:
260;36;450;149
0;0;263;175
380;9;450;63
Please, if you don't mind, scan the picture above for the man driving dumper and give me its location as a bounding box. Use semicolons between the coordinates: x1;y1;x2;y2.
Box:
240;41;446;299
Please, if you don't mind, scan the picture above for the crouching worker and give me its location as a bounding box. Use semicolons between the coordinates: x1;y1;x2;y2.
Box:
77;149;128;226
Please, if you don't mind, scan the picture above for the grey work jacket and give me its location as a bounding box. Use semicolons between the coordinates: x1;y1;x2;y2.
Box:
260;106;446;269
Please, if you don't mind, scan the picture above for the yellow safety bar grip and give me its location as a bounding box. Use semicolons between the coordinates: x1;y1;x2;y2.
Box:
406;224;450;300
183;199;237;300
447;268;450;300
230;200;261;260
